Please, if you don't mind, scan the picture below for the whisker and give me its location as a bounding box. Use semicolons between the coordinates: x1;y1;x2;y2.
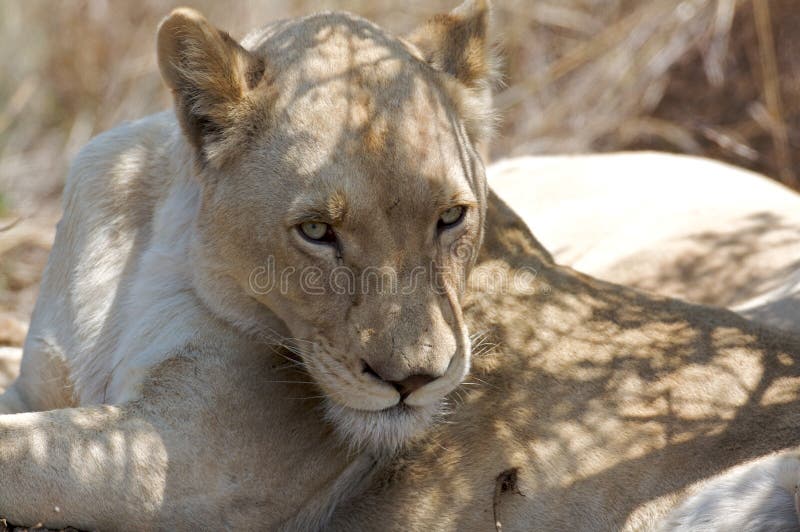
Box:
276;345;308;358
450;391;464;408
469;329;489;341
455;388;468;404
469;376;499;390
269;347;307;365
273;361;306;370
472;339;499;354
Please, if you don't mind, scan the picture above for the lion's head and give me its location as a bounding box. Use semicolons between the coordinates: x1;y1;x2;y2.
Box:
156;1;496;451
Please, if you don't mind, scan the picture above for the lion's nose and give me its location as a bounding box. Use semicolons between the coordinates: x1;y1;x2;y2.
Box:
362;361;437;401
390;374;437;401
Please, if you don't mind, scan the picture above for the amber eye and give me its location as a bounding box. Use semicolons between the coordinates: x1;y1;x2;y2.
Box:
299;221;334;243
438;206;465;228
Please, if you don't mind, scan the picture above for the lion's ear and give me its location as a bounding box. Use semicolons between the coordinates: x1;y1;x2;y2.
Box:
406;0;497;90
157;7;265;166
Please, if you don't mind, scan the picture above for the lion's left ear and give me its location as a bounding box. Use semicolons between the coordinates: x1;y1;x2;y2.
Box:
407;0;498;152
407;0;497;89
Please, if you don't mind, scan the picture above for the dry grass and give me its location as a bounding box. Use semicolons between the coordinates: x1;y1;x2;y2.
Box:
2;0;799;209
0;0;799;332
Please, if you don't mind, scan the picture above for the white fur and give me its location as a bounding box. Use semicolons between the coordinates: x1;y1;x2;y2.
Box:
659;452;800;531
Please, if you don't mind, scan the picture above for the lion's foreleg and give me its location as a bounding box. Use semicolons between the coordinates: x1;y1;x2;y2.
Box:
0;403;169;530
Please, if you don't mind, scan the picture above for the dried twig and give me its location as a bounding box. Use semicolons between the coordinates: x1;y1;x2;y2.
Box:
494;2;676;112
752;0;797;187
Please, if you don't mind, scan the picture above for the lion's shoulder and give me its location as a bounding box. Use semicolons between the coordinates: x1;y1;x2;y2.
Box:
64;112;177;226
27;111;210;404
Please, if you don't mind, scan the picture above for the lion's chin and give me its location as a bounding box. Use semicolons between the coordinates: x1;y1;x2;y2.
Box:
323;398;442;454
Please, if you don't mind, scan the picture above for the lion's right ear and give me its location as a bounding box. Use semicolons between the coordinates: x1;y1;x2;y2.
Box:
157;8;265;167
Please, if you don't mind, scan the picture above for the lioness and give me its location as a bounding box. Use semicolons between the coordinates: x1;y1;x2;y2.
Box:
2;2;800;531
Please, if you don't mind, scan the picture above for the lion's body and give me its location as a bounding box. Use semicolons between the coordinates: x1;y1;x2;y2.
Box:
489;153;800;333
2;3;800;531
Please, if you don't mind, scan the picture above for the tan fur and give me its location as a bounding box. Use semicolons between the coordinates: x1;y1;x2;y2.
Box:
1;3;800;531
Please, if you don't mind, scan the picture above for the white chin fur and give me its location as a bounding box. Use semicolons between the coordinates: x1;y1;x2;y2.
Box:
323;398;442;453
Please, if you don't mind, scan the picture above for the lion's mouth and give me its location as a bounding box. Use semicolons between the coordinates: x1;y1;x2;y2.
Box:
322;395;442;453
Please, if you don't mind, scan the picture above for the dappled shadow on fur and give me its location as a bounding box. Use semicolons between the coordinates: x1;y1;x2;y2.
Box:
327;194;800;530
605;211;800;309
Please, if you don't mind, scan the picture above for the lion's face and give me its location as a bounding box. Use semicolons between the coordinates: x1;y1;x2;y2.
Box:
157;1;495;451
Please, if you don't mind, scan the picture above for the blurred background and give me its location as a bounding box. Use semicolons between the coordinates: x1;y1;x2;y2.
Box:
0;0;798;343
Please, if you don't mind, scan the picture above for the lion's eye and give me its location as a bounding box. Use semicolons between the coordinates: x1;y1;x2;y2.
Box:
299;221;333;242
439;206;465;228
